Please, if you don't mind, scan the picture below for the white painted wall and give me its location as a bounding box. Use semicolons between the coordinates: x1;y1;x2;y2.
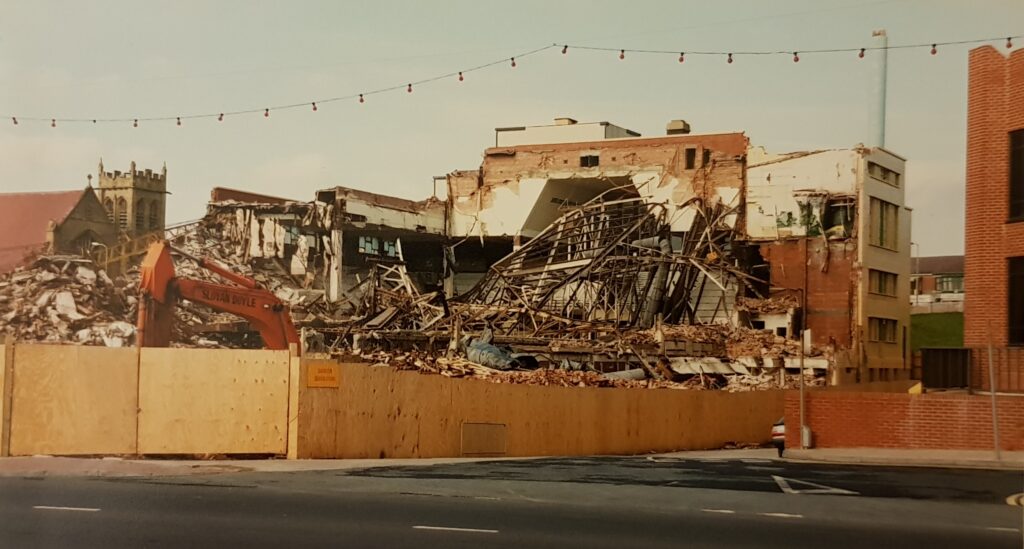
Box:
746;150;860;239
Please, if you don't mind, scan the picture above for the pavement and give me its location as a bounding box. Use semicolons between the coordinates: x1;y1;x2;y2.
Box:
1;451;1020;548
1;447;1020;478
784;448;1024;470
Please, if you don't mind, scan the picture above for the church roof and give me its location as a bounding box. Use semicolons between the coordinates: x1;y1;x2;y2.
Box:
0;189;86;273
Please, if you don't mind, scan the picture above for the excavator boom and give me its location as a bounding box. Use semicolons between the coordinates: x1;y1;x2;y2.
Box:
137;241;299;351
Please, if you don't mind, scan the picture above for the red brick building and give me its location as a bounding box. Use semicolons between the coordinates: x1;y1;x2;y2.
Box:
964;46;1024;391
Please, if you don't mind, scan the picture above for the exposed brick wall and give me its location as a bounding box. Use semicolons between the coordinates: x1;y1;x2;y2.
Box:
480;133;749;205
964;47;1024;348
784;390;1024;451
969;347;1024;392
759;239;855;349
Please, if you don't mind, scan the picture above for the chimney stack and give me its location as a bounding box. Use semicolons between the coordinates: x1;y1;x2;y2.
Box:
666;120;691;135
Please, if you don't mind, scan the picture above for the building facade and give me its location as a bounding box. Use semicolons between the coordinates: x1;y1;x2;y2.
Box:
964;45;1024;391
745;147;912;382
910;255;964;313
0;188;117;273
96;159;168;237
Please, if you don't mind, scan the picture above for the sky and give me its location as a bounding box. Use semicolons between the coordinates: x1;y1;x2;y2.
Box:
1;0;1020;257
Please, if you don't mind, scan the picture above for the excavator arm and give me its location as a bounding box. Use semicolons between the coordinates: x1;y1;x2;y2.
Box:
137;241;300;351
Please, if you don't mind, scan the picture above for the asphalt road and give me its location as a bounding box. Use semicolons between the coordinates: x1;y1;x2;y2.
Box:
0;456;1020;548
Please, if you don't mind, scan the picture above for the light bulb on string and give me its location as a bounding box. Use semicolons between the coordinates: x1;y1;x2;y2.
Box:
727;53;733;64
793;52;799;63
264;108;270;117
177;117;182;126
92;120;96;124
619;49;625;60
678;52;685;63
359;94;365;104
562;45;568;54
51;119;56;128
407;83;412;93
859;48;865;59
510;57;516;67
11;117;17;126
218;113;224;122
133;119;138;128
312;102;317;112
458;71;464;81
1008;37;1014;49
931;44;937;55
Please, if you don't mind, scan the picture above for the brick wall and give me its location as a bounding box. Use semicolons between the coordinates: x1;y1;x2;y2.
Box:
964;46;1024;348
760;239;856;349
969;347;1024;392
784;390;1024;451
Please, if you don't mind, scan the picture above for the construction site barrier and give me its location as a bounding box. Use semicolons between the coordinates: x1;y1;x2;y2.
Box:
289;359;785;459
0;342;785;458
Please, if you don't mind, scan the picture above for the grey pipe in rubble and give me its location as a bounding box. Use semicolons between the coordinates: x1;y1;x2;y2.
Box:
633;237;673;327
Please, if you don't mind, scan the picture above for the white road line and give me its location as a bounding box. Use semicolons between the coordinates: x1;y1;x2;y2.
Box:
33;506;100;512
758;512;803;519
985;527;1021;533
701;509;736;514
772;475;859;496
740;459;772;464
413;526;498;534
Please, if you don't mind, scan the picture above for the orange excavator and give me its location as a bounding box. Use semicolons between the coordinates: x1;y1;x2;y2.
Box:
136;241;300;351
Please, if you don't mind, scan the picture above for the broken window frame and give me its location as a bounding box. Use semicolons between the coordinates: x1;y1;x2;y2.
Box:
868;269;898;297
869;197;899;250
868;317;898;344
579;154;600;168
867;161;901;188
684;148;697;170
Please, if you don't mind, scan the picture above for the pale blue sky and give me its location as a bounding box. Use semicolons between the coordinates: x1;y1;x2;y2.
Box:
1;0;1020;256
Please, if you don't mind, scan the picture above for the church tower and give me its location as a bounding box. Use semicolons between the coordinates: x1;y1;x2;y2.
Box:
96;159;168;237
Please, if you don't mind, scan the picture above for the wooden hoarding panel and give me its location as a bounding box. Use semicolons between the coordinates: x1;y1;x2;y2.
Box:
10;344;138;455
138;348;289;455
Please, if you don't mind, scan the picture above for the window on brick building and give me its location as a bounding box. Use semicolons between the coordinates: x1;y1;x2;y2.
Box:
702;148;712;167
935;275;964;293
868;317;898;343
684;148;696;170
868;269;898;297
869;197;898;250
1011;129;1024;220
1010;257;1024;345
579;155;599;168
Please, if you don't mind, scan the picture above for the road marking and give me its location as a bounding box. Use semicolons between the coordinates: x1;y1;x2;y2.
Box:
985;527;1021;533
745;466;785;472
758;512;803;519
772;475;859;496
413;526;498;534
33;506;100;512
740;459;772;464
701;509;736;514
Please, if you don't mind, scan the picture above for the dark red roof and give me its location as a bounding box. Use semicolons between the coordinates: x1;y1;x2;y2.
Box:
912;255;964;275
0;190;85;273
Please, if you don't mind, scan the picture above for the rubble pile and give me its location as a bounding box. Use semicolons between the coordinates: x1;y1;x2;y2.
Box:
735;294;800;314
724;372;825;392
0;256;138;346
623;323;804;359
173;224;341;325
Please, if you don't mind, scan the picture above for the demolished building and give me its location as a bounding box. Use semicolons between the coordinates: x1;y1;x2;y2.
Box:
1;118;910;389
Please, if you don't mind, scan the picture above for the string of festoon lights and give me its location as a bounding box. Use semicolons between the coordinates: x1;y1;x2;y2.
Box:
5;34;1019;128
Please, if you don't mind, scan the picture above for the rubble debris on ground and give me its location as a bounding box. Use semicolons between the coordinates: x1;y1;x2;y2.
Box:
0;256;138;346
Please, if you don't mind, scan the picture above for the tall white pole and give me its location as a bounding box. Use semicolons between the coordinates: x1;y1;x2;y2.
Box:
870;29;888;148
